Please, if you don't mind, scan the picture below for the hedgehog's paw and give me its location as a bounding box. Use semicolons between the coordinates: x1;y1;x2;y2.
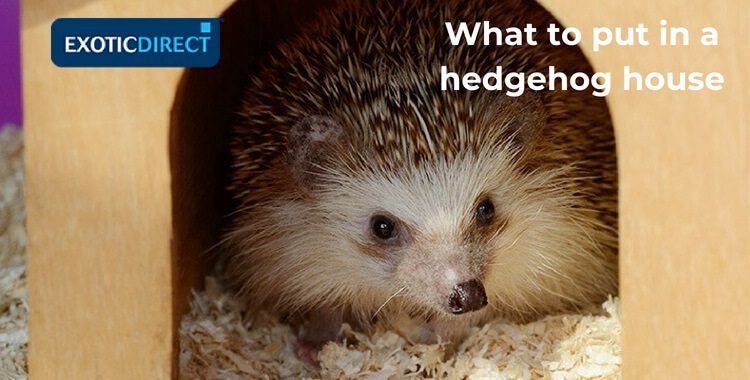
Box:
293;307;344;366
295;339;325;366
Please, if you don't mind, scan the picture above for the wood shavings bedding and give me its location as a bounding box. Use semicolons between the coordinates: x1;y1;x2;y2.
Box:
0;126;28;379
179;277;620;379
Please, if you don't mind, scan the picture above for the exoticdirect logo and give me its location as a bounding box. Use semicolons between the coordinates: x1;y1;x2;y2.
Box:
51;18;221;67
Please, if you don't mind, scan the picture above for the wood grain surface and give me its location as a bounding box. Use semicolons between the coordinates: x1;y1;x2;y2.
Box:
23;0;748;378
541;1;749;378
23;1;232;379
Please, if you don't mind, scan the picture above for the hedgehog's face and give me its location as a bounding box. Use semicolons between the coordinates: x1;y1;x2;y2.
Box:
286;115;522;316
292;135;531;317
282;93;611;318
333;151;528;317
361;191;494;316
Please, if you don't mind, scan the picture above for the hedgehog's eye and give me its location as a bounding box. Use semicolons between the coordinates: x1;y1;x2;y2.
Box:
370;215;396;240
476;199;495;226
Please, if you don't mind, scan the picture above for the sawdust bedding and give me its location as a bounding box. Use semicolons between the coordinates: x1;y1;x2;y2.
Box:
0;126;28;380
179;276;621;379
0;128;621;379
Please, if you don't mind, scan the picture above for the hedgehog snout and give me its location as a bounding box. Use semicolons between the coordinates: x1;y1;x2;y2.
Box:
447;279;488;314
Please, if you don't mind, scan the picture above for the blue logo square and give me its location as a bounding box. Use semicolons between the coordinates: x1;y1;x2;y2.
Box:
200;22;211;33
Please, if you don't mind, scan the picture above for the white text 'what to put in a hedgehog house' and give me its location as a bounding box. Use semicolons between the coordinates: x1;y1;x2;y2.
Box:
440;20;725;97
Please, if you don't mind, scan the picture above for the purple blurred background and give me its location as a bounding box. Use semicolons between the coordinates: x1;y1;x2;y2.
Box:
1;0;22;130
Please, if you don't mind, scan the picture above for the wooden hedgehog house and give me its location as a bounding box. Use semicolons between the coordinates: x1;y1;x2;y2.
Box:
22;0;748;378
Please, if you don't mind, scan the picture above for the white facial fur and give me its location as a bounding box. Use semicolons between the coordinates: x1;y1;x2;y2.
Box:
298;146;617;320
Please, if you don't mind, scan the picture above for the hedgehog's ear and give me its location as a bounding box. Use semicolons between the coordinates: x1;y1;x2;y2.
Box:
286;115;345;190
492;91;546;153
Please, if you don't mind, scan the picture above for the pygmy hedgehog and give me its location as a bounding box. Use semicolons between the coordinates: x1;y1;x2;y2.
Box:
224;0;618;361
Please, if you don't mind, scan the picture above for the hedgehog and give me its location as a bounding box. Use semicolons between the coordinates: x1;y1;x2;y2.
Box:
223;0;618;362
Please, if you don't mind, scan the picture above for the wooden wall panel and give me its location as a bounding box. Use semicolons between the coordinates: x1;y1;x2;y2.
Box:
541;1;749;378
23;1;232;379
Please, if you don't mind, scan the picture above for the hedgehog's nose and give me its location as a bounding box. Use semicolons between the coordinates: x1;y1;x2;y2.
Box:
448;279;488;314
